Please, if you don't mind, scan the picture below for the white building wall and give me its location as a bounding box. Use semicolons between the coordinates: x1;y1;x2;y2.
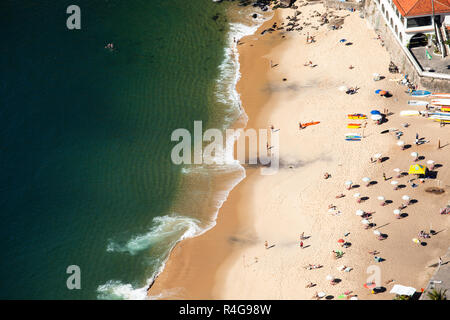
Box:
374;0;450;48
373;0;409;46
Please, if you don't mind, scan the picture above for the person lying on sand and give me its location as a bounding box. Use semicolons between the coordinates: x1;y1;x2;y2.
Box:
335;193;345;199
305;282;316;288
323;172;331;179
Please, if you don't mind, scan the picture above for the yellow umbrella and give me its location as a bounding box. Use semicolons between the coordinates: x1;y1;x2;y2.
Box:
408;164;426;175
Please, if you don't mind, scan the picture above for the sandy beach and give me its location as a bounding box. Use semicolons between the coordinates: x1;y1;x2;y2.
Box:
148;3;450;300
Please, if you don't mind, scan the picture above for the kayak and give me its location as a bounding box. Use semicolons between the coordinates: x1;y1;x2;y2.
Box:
400;110;420;116
431;93;450;98
431;99;450;106
348;113;367;120
345;133;362;139
433;119;450;123
346;138;361;141
347;123;361;128
301;121;320;127
408;100;429;106
410;90;431;97
440;107;450;112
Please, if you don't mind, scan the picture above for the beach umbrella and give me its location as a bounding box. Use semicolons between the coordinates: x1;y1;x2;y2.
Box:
427;160;435;170
373;230;381;236
397;140;405;150
371;114;382;121
378;196;386;206
362;177;371;186
391;180;399;190
361;219;370;225
338;239;345;244
350;297;358;300
374;153;382;159
393;168;401;178
345;180;353;190
364;282;376;289
412;238;420;244
371;110;381;115
318;292;326;298
402;195;411;205
410;152;419;161
408;164;426;175
326;275;334;281
339;39;346;43
394;209;401;216
353;193;361;202
356;209;364;216
375;89;381;94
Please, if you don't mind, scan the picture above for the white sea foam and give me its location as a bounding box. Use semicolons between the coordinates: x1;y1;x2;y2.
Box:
106;215;202;255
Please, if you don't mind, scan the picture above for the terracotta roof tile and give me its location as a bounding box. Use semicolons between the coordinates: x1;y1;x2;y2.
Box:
393;0;450;17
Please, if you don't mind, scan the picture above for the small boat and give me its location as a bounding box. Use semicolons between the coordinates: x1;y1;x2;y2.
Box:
345;138;361;141
345;133;362;138
410;90;431;97
400;110;420;116
433;119;450;123
347;123;361;128
348;113;367;120
431;98;450;106
301;121;320;127
431;93;450;98
408;100;429;106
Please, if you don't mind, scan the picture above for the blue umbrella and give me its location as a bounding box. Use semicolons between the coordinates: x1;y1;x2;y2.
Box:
339;39;346;43
371;110;381;115
375;89;381;94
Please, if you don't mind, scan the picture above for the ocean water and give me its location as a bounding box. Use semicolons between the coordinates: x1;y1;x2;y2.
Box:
0;0;268;299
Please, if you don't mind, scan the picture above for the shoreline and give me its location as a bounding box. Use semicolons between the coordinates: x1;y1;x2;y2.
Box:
146;9;279;299
148;3;450;300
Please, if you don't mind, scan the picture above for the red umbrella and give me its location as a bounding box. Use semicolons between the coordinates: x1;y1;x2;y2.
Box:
364;282;376;289
338;239;345;244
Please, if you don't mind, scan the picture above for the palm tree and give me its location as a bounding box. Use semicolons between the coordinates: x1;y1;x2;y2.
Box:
426;288;447;300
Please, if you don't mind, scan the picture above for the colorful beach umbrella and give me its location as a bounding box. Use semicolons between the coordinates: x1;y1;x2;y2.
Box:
364;282;376;289
408;164;426;175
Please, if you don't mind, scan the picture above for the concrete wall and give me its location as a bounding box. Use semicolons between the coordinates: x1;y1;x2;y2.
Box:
364;0;450;91
324;0;364;11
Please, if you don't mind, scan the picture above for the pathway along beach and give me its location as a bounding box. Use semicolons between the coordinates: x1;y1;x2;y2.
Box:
148;3;450;300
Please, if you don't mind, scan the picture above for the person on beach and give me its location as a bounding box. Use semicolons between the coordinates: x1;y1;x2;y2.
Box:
300;241;304;249
383;173;387;181
265;241;268;249
299;122;304;130
300;232;305;240
439;257;443;266
324;172;331;179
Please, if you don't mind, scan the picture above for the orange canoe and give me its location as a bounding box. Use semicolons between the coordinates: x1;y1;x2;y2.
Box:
301;121;320;127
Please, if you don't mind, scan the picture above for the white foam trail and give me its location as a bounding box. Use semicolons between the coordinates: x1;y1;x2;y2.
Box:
97;280;149;300
106;215;202;255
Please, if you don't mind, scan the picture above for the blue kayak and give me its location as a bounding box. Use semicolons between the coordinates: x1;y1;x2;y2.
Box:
410;90;431;97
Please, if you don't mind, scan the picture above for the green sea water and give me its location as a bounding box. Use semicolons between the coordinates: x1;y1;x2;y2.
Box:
0;0;264;299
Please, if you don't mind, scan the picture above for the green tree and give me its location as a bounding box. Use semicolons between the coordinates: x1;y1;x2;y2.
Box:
426;288;447;300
